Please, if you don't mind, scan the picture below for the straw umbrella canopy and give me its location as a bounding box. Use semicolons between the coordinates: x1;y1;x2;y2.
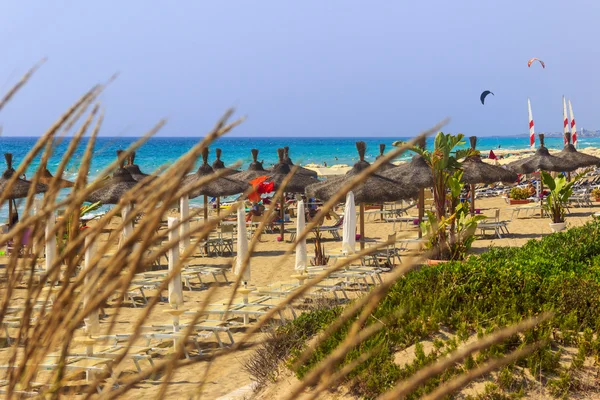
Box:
307;142;417;248
283;146;318;178
183;148;248;220
86;151;139;204
554;133;600;169
507;134;579;174
380;142;433;237
461;136;518;213
375;144;396;171
269;148;319;240
0;153;48;199
270;148;319;193
381;137;433;189
212;148;240;177
229;149;271;182
125;151;155;183
507;134;579;217
39;168;74;189
0;153;48;225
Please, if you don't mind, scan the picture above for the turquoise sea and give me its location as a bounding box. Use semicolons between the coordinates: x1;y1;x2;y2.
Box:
1;135;599;219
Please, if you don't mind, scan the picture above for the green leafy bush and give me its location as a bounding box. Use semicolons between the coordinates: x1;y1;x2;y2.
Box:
509;187;530;200
290;218;600;398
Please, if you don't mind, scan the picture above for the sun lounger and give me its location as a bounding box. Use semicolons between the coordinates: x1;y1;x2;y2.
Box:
0;379;43;398
0;357;116;393
477;209;510;239
184;295;296;324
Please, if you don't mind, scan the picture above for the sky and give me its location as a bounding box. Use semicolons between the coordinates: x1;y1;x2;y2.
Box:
0;1;599;138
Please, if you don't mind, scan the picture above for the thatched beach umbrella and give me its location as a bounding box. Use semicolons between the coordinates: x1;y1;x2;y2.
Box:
461;136;518;213
212;148;239;176
307;142;417;248
270;148;319;194
0;153;48;226
375;144;396;171
39;168;74;189
554;133;600;170
283;146;318;178
270;148;319;240
507;134;579;216
230;149;271;182
382;140;433;237
507;134;579;174
183;148;248;221
86;151;139;205
125;151;154;183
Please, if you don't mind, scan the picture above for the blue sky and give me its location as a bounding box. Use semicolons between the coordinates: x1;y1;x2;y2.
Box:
0;1;598;137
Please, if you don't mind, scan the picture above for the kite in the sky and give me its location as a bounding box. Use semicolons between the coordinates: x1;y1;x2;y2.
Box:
480;90;494;105
527;58;545;68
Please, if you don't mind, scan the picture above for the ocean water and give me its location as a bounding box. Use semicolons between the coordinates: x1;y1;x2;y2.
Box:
1;135;599;219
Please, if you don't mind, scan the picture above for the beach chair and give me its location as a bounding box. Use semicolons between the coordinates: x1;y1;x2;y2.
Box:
318;217;343;240
368;233;402;268
6;227;34;257
477;209;509;239
217;223;235;256
0;379;44;397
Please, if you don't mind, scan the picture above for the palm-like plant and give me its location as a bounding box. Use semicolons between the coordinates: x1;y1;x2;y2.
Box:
541;171;578;224
410;132;475;259
395;132;479;259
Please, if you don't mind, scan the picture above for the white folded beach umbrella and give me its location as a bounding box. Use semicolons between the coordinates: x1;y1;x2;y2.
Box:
167;217;183;307
179;194;190;253
84;234;99;335
294;199;307;272
342;191;356;255
45;211;57;272
235;202;251;283
121;203;134;248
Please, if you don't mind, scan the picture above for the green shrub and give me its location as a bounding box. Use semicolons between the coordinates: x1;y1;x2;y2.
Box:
510;187;531;200
288;218;600;398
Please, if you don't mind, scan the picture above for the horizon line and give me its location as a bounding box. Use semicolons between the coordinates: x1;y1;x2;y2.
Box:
0;134;539;139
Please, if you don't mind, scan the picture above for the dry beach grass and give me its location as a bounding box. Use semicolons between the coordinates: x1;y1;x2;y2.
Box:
0;65;566;399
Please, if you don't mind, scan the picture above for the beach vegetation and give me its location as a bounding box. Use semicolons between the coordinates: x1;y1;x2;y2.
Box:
310;227;330;266
541;171;581;223
412;133;480;260
287;218;600;398
509;187;530;200
244;303;341;389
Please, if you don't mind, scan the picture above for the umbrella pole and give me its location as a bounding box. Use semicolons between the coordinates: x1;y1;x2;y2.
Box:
359;203;365;250
216;197;221;227
470;184;475;215
203;195;208;222
8;198;12;227
280;195;285;241
539;172;544;217
418;189;424;239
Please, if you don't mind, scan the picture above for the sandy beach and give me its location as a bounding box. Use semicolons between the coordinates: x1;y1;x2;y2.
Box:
3;192;598;399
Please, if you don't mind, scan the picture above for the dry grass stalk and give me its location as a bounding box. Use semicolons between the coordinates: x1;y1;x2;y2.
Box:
0;75;548;400
0;58;46;113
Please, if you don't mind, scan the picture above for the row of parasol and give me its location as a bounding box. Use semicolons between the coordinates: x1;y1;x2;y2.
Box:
2;132;598;241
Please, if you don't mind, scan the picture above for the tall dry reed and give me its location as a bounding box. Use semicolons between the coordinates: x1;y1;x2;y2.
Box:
0;65;547;400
